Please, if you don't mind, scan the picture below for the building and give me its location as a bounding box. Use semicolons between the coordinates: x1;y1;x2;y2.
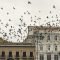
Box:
0;38;35;60
0;26;60;60
28;26;60;60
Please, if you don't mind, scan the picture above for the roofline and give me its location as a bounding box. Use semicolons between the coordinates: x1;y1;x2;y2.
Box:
0;45;35;47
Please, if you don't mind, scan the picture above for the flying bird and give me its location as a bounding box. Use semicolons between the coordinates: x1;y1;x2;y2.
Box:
1;7;3;10
7;12;9;15
13;6;15;10
28;1;31;4
53;5;56;8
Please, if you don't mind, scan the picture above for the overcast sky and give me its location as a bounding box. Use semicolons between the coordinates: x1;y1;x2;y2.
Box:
0;0;60;42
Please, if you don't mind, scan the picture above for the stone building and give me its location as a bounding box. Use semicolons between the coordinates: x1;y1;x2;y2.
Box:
28;26;60;60
0;38;35;60
0;26;60;60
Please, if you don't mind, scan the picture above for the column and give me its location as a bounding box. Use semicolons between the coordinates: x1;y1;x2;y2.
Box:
51;53;54;60
44;54;47;60
58;54;60;60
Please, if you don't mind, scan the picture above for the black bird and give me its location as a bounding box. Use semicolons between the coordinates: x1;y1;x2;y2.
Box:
9;19;11;21
1;7;3;10
50;11;51;14
46;16;49;18
24;12;26;14
53;5;56;8
28;1;31;4
7;12;9;15
13;6;15;10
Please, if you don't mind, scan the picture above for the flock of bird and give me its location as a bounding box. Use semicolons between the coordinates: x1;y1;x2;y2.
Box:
0;1;60;42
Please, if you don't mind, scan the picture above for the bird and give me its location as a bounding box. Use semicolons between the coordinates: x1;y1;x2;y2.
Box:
23;23;26;27
1;7;3;10
24;12;26;14
9;19;11;21
13;6;15;10
50;11;51;14
7;12;9;15
46;16;49;18
18;29;21;34
53;5;56;8
28;1;31;4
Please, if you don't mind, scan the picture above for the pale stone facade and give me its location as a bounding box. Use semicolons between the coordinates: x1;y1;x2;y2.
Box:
0;38;35;60
0;26;60;60
28;26;60;60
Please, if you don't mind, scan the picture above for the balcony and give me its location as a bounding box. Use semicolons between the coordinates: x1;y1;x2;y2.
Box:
15;55;20;60
7;55;14;60
0;55;5;60
14;56;34;60
22;56;34;60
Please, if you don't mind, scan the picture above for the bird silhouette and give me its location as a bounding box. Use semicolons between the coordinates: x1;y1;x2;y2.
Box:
1;7;3;10
28;1;31;4
9;19;11;21
53;5;56;8
13;6;15;10
7;12;9;15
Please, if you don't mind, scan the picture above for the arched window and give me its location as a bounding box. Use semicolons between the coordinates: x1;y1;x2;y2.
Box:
23;52;26;57
30;52;33;57
9;51;12;57
16;51;19;57
2;51;5;57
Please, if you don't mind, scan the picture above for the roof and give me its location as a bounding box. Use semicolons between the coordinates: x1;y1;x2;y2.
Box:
0;37;35;47
28;26;60;30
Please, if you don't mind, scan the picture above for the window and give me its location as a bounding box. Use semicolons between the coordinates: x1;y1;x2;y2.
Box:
16;51;19;57
9;51;12;57
55;45;57;51
55;35;57;40
54;55;58;60
47;54;51;60
40;33;44;40
40;45;43;51
48;45;50;51
59;52;60;56
40;54;44;60
30;52;33;57
2;51;5;57
23;52;26;57
47;35;50;40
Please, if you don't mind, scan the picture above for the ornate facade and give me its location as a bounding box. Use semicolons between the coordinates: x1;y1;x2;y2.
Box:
0;38;35;60
28;26;60;60
0;26;60;60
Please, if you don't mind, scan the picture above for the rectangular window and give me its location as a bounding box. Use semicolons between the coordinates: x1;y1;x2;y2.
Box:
40;33;44;40
54;55;58;60
23;52;26;57
16;51;19;57
48;45;50;51
40;54;44;60
47;54;51;60
40;45;43;51
30;52;33;57
2;51;5;57
47;35;50;40
9;51;12;57
55;35;57;40
55;45;57;51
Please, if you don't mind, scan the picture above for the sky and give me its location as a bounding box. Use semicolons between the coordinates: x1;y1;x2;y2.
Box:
0;0;60;42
